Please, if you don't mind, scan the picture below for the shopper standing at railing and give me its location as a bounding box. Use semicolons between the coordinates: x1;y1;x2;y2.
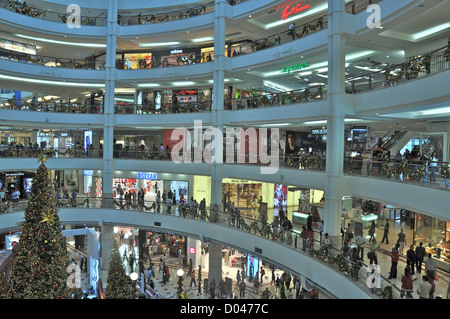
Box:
429;151;438;182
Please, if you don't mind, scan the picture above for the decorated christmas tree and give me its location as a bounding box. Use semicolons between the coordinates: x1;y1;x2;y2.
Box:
104;244;136;299
6;154;71;299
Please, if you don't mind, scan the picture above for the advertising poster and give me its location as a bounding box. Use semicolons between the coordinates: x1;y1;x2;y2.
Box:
170;181;188;203
246;254;259;279
274;184;287;207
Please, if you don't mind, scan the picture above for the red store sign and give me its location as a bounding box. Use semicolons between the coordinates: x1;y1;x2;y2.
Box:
281;1;310;20
175;89;198;95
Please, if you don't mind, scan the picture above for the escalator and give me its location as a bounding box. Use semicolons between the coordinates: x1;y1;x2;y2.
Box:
380;130;408;151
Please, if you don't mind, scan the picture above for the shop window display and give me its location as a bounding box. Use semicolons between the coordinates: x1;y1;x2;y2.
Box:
414;213;450;271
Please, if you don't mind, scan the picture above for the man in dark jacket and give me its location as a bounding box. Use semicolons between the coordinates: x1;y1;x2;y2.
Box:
415;242;426;274
406;245;416;275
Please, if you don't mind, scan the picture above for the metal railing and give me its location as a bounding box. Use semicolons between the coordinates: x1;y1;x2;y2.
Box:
0;53;94;69
346;46;450;94
0;0;107;26
344;157;450;191
0;147;102;159
0;98;103;114
0;196;402;298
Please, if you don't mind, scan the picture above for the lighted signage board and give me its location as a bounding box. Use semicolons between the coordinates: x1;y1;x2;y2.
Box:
83;170;93;176
0;38;36;55
246;254;259;278
170;49;183;54
138;172;158;180
174;89;198;95
311;128;327;135
189;247;196;254
281;1;310;20
281;61;309;75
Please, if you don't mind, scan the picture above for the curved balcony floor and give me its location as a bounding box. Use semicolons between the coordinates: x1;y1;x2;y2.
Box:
0;207;372;299
1;157;448;222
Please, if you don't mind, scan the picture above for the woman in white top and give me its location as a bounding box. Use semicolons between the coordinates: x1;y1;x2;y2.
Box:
429;151;438;182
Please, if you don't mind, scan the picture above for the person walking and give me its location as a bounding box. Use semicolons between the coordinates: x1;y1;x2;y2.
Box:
400;267;414;299
260;266;265;284
187;258;193;276
190;270;196;288
381;219;390;244
416;275;432;299
415;242;426;274
355;231;366;261
239;280;246;298
388;244;400;279
236;269;241;284
404;245;416;278
424;253;437;280
397;229;407;255
368;238;381;265
368;221;376;242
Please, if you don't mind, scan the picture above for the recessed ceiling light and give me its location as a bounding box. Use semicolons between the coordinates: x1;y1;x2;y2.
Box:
248;15;252;18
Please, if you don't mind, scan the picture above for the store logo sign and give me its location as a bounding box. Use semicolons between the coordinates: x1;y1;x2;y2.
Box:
83;170;93;176
138;172;158;180
66;4;81;29
170;49;183;54
281;61;309;75
281;1;310;20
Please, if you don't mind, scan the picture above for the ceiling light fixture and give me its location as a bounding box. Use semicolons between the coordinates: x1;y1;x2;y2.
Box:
0;74;104;87
14;34;106;48
138;42;181;47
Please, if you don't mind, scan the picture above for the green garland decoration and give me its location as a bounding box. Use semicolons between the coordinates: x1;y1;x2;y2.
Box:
381;160;394;178
382;286;393;299
440;164;450;179
0;202;11;215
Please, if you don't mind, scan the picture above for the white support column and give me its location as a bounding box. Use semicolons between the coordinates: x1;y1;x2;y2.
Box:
102;0;118;208
210;0;227;211
324;0;347;246
99;225;115;285
207;242;223;294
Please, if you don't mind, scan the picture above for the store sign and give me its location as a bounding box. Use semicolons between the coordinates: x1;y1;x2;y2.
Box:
174;89;198;95
281;1;310;20
170;49;183;54
137;172;158;180
0;38;36;55
83;170;93;176
311;128;327;135
189;247;196;254
6;172;24;176
280;61;309;75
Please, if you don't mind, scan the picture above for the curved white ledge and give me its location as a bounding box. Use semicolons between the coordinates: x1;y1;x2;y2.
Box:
0;8;107;38
230;31;328;71
352;176;450;223
0;59;105;83
116;112;212;127
115;159;212;176
0;158;103;171
117;62;214;83
226;99;329;125
1;157;448;220
355;69;450;115
0;109;105;126
0;208;371;299
118;13;215;37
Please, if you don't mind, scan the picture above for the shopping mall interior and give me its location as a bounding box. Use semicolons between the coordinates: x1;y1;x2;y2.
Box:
0;0;449;300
